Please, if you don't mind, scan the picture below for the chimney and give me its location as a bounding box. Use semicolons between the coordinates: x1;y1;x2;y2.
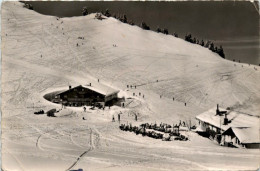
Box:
69;85;71;89
89;83;91;86
223;113;228;125
216;104;220;115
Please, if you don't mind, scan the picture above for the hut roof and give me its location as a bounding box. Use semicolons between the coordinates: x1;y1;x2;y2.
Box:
57;83;119;97
195;107;258;131
222;127;260;144
81;83;119;96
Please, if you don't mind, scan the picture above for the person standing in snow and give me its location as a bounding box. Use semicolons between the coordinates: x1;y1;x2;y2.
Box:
118;114;120;122
179;120;182;126
112;115;115;122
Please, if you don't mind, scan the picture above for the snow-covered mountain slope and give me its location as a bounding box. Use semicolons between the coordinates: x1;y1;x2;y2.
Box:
2;2;259;114
1;2;260;171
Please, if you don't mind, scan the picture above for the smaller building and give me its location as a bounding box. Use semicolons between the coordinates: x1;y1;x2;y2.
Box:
222;127;260;149
195;105;259;149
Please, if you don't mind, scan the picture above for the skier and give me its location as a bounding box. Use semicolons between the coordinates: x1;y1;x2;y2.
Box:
83;106;86;112
135;114;137;121
179;120;182;126
118;114;120;122
112;115;115;122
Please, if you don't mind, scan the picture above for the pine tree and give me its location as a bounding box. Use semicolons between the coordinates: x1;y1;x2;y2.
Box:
123;14;127;23
214;47;218;53
23;3;33;10
105;9;111;17
217;46;225;58
163;28;169;35
192;37;196;44
185;34;192;43
141;21;150;30
156;27;162;33
82;7;88;16
209;42;215;52
200;40;204;46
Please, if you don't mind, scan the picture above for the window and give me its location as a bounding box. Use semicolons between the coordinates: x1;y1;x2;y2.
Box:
82;89;84;91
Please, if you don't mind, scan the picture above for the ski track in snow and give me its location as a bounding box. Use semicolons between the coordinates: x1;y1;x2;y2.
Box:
65;128;96;171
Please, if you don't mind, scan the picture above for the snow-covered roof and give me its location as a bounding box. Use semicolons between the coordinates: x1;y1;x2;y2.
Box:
195;107;259;131
223;127;260;144
81;83;119;96
58;83;119;96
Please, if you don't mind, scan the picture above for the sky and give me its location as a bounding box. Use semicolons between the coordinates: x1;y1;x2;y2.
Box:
18;1;260;64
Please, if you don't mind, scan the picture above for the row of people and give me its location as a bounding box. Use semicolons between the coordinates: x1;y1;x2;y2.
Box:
119;124;163;139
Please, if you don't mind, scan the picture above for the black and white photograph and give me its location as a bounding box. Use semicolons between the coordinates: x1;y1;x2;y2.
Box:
1;0;260;170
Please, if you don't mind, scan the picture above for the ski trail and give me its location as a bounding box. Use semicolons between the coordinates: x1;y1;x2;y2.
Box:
65;128;93;171
70;133;85;149
3;148;26;171
36;134;44;151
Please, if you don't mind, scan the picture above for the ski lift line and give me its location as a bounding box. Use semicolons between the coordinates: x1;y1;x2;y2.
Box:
119;46;191;59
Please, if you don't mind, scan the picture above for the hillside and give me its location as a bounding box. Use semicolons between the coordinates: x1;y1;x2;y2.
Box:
1;2;260;171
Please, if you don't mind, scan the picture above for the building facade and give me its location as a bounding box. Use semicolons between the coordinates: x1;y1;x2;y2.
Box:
196;105;259;149
54;83;119;107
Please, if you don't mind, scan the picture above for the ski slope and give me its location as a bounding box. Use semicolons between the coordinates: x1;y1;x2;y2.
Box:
1;2;260;171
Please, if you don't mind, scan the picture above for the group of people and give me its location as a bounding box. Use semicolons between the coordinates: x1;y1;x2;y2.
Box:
127;85;137;89
112;112;137;122
119;123;164;139
119;122;188;141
